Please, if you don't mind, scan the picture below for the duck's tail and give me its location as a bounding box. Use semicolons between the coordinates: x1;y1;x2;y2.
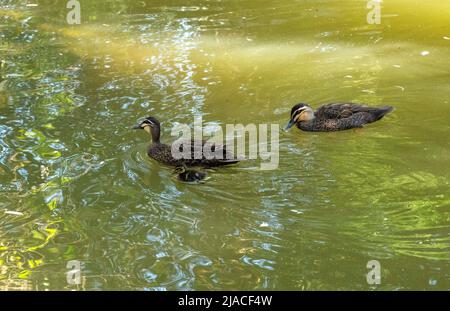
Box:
373;106;394;121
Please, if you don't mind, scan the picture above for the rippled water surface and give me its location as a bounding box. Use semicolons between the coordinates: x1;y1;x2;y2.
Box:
0;0;449;290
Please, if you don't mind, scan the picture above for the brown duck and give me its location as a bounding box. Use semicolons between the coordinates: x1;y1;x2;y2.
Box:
133;116;239;168
284;102;393;132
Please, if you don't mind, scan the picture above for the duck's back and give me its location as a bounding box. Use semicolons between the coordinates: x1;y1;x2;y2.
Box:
148;139;239;167
299;103;393;132
148;143;177;165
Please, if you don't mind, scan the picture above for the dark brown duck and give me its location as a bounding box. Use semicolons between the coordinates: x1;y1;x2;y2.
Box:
284;102;394;132
133;116;239;167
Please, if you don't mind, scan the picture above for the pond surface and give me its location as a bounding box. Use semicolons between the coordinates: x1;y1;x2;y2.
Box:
0;0;449;290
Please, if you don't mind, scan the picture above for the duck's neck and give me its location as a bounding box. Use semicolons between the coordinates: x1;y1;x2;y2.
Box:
301;110;316;122
144;126;161;144
151;127;161;144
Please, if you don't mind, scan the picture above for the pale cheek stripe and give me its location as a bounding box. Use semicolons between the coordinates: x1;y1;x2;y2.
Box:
143;125;151;134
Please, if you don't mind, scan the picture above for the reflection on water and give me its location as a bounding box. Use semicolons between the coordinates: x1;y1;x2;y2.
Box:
0;0;449;290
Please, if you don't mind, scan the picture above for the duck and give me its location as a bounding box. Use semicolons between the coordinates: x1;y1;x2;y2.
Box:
133;116;240;167
284;102;394;132
174;165;207;183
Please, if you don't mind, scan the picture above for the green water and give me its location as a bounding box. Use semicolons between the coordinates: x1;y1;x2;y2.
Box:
0;0;449;290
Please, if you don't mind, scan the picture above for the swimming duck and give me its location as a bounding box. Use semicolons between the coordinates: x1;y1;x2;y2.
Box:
133;116;240;167
284;103;393;132
174;165;207;183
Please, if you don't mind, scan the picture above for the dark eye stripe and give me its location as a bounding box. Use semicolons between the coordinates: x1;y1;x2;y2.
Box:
292;108;305;117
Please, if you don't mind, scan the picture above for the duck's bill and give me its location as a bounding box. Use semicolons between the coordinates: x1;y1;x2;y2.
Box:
132;124;141;129
283;120;295;131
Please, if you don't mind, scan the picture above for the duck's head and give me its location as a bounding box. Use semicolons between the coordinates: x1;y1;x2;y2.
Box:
284;103;315;131
133;116;160;132
133;116;161;141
